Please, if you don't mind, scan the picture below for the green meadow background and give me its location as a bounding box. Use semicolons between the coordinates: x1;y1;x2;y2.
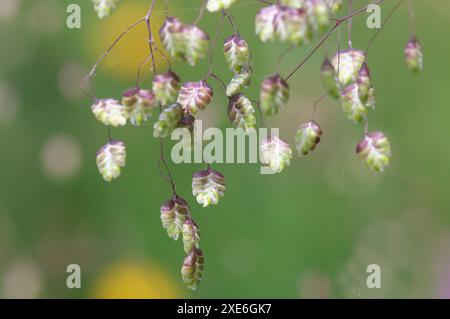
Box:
0;0;449;298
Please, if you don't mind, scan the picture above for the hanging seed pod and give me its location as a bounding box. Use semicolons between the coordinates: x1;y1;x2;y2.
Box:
122;88;156;126
356;132;392;172
331;49;366;87
153;103;183;138
182;219;200;254
224;35;251;73
356;63;374;105
321;56;340;100
207;0;237;12
260;136;293;173
306;0;329;34
295;121;322;156
92;0;119;19
192;168;226;207
255;5;279;42
160;196;190;240
228;94;257;131
280;0;305;9
177;81;213;115
404;36;423;74
96;141;126;182
275;6;309;46
327;0;343;14
152;71;181;107
159;17;185;60
181;248;204;291
182;25;210;66
91;98;127;127
260;74;290;117
341;83;369;124
226;68;252;97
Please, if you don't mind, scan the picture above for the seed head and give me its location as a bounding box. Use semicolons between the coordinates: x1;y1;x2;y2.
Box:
295;121;322;156
91;98;127;127
356;132;392;172
228;94;257;131
122;88;156;126
404;36;423;74
177;81;213;115
96;140;126;182
260;136;293;173
152;71;181;107
192;168;226;207
260;74;290;117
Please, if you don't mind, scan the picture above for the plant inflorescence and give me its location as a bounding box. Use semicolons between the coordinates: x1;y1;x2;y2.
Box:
84;0;423;290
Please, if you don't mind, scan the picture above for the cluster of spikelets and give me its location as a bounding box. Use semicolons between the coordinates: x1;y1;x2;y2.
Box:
89;0;424;290
256;0;342;45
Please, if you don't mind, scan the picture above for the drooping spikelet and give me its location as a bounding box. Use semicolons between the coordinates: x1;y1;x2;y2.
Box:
404;36;423;74
260;74;290;116
260;136;293;173
91;98;127;127
331;49;366;87
327;0;343;14
122;88;156;126
228;94;257;131
96;141;126;182
341;83;369;124
181;248;204;291
356;132;392;172
152;71;181;107
295;121;322;156
321;56;340;100
356;63;374;105
92;0;119;19
276;6;309;45
192;168;226;207
207;0;237;12
177;81;213;115
153;103;183;138
182;219;200;253
224;35;251;73
226;68;252;97
182;25;210;66
160;196;190;240
159;17;185;60
306;0;329;34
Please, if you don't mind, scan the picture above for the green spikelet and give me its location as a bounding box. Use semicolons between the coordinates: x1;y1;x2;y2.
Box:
341;83;369;124
321;56;340;100
182;219;200;254
153;104;183;138
224;35;251;73
260;136;293;173
152;71;181;107
207;0;237;12
260;74;290;116
177;81;213;115
228;94;256;131
295;121;322;156
192;168;226;207
356;132;392;172
181;249;204;291
182;25;210;66
122;88;156;126
226;68;252;97
160;196;190;240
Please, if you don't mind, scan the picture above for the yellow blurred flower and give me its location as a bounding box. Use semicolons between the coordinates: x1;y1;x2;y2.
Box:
92;262;181;299
87;2;167;81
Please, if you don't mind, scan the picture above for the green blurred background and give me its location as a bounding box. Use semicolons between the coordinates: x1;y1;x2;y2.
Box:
0;0;449;298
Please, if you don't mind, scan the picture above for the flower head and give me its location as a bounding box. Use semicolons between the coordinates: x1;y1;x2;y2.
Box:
152;71;181;107
260;74;290;116
224;35;251;73
228;94;256;131
122;88;156;126
92;0;119;19
160;196;190;240
356;132;392;172
331;49;366;87
192;168;226;207
226;68;252;97
404;36;423;74
321;56;340;100
177;81;213;115
96;141;126;182
153;103;183;138
181;248;204;291
260;136;293;173
91;98;127;127
295;121;322;156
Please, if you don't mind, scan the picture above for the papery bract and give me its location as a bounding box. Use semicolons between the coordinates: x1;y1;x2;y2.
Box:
96;141;126;182
356;132;392;172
